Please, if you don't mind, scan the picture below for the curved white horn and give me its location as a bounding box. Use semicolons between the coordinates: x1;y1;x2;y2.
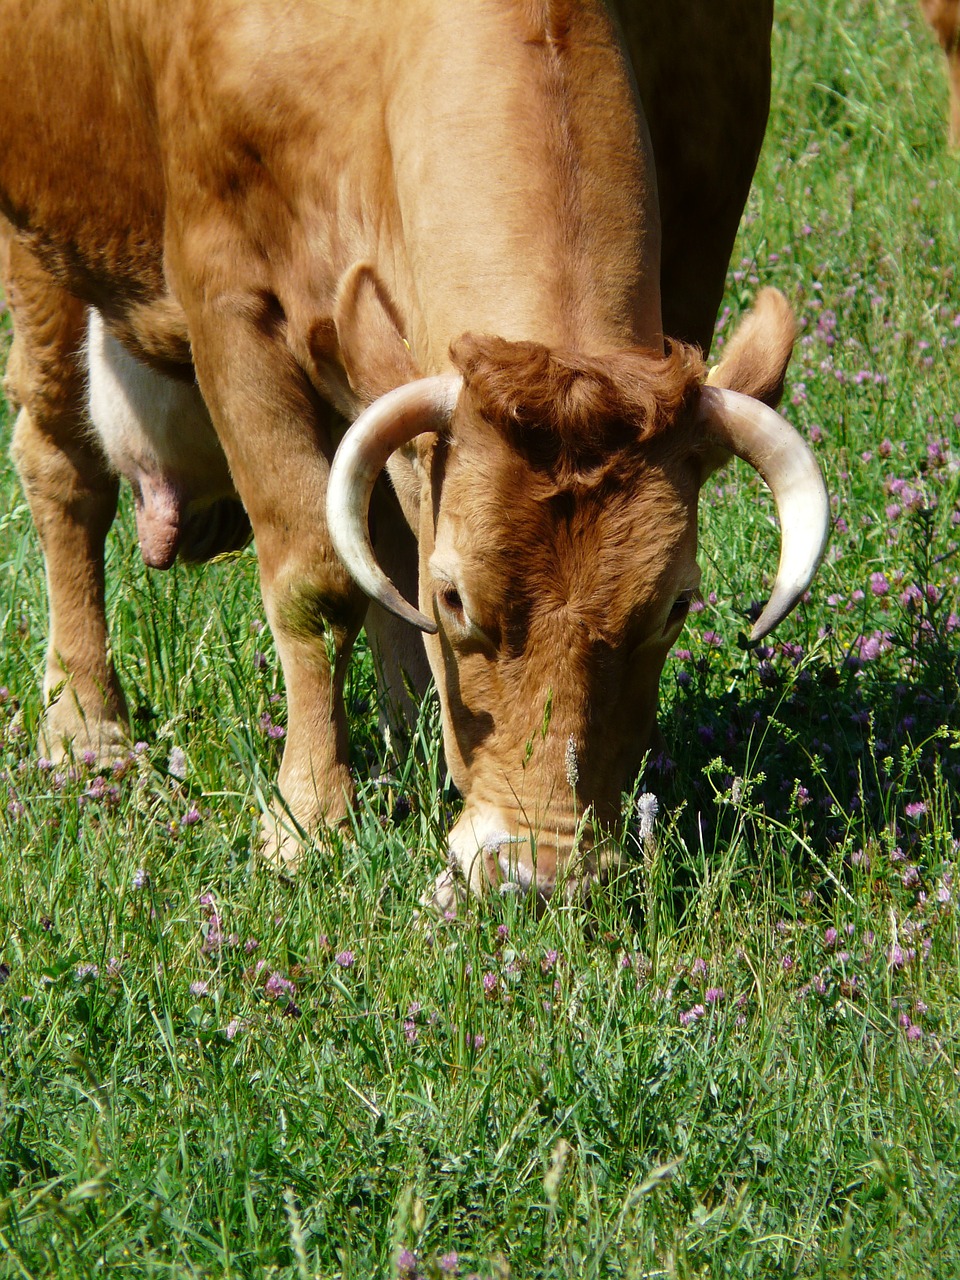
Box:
326;375;462;632
698;386;830;641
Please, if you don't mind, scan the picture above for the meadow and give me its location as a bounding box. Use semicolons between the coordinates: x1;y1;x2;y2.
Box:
1;0;959;1275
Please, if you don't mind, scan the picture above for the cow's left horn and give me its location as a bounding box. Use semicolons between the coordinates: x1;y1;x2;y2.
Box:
326;375;463;632
698;386;830;641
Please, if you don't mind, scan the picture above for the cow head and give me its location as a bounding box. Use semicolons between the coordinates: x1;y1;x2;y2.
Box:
327;291;829;905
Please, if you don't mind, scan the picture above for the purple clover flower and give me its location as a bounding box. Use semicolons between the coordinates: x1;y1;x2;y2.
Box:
679;1003;705;1027
265;971;296;1000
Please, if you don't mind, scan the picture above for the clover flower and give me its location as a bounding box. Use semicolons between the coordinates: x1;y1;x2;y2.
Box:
564;735;579;789
636;791;659;841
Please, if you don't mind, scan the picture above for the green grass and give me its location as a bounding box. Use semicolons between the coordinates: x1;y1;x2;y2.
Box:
1;0;959;1275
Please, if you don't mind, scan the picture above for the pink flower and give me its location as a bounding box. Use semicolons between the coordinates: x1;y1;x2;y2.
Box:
265;971;296;1000
335;950;355;969
679;1003;706;1027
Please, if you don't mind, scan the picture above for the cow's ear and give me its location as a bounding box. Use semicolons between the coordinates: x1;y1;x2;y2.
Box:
332;262;420;406
706;287;796;409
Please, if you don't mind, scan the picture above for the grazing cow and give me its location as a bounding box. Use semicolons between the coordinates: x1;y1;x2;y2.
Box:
920;0;960;146
0;1;828;904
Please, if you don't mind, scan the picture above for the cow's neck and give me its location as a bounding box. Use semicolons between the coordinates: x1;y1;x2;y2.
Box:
375;0;664;368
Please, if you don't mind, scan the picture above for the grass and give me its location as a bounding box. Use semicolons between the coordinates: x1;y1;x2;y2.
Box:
1;0;959;1275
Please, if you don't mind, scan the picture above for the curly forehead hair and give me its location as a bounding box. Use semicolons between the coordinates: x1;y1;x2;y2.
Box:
448;332;706;480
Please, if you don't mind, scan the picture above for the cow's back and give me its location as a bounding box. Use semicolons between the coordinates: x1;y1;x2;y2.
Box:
0;0;168;313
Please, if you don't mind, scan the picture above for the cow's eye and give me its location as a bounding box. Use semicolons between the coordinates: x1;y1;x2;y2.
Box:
439;584;465;620
667;590;695;626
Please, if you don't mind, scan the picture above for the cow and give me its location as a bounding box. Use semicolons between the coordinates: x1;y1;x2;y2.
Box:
920;0;960;147
0;0;829;907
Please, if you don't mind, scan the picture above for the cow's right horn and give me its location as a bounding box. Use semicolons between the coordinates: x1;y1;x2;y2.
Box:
697;386;830;642
326;375;463;632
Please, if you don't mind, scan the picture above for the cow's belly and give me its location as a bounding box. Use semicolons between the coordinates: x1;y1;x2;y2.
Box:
87;309;250;569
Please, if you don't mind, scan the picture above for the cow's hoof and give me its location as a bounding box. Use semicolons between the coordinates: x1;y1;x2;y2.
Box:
257;816;307;878
40;712;130;767
419;867;468;917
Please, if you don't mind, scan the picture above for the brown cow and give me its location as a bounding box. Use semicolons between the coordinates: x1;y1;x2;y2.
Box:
0;1;828;905
920;0;960;146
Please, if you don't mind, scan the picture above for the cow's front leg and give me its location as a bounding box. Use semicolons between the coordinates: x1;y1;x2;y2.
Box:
1;233;129;762
259;565;366;872
184;300;367;871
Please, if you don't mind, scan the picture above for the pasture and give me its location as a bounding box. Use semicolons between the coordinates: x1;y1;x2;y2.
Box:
1;0;959;1274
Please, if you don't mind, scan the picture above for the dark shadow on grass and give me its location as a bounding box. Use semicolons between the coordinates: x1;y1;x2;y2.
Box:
646;606;960;915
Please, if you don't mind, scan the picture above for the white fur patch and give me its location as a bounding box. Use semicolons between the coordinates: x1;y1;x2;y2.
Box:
85;310;240;566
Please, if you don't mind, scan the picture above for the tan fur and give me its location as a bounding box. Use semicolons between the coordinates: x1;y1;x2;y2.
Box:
0;0;785;888
706;287;796;408
920;0;960;147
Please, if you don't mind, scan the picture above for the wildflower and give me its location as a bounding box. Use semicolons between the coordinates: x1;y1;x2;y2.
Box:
824;927;838;948
225;1018;243;1040
542;949;559;973
691;956;707;979
335;950;355;969
869;571;890;596
75;963;99;981
564;735;579;789
637;791;659;840
781;955;794;973
167;746;187;779
182;806;201;827
439;1252;460;1276
482;972;499;997
888;945;905;969
906;1024;922;1041
396;1249;420;1278
259;711;286;739
904;801;927;820
705;987;724;1004
403;1019;418;1044
190;980;209;997
466;1033;485;1050
202;913;223;954
265;971;296;1000
679;1003;705;1027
